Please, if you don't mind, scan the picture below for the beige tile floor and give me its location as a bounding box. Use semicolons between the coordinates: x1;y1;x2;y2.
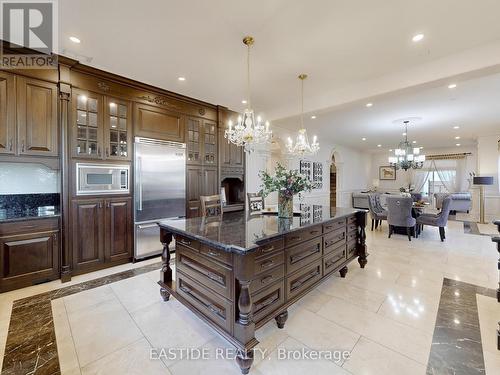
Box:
1;220;500;374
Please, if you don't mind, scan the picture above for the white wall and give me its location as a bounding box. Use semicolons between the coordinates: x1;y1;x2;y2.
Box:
477;135;500;221
0;163;60;194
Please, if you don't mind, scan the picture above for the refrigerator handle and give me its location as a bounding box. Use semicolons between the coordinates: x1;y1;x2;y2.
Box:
137;156;143;211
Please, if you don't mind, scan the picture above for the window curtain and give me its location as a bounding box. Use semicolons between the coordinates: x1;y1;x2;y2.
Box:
409;161;432;193
432;159;460;193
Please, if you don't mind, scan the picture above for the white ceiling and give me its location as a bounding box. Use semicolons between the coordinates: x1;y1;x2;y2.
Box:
274;67;500;152
59;1;500;113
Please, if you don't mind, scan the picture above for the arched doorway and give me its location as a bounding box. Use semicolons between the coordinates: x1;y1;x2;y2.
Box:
330;155;337;206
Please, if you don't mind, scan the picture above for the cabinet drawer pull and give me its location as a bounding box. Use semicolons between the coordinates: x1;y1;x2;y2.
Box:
261;275;274;284
261;245;275;254
254;295;279;312
289;236;301;241
207;250;219;257
310;230;320;235
290;245;320;264
207;271;224;284
325;233;345;247
207;304;224;317
180;284;225;319
325;253;345;268
179;238;191;245
260;260;274;269
181;258;225;285
291;269;320;291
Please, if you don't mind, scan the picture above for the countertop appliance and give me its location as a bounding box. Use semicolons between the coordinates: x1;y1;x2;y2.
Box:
76;163;129;195
134;137;186;259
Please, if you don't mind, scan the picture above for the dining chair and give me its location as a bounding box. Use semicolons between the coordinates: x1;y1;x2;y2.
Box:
416;196;452;241
247;192;265;213
200;194;223;217
387;196;417;241
367;194;387;230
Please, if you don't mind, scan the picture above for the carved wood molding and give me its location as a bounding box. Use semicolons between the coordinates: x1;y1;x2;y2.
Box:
97;81;110;92
138;94;181;109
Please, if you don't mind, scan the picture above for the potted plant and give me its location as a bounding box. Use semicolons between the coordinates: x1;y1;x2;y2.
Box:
259;163;312;218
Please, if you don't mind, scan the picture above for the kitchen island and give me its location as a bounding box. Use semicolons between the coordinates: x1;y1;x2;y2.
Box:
158;205;368;374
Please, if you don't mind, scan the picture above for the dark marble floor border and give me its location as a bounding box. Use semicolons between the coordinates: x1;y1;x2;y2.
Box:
427;278;497;375
0;261;162;375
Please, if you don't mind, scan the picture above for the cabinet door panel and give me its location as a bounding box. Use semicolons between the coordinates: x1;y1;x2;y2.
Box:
71;199;104;271
203;167;218;196
134;103;185;142
104;97;132;160
186;117;202;165
202;120;217;165
219;128;231;166
230;143;244;167
0;72;16;155
105;198;132;262
17;77;58;156
187;166;202;218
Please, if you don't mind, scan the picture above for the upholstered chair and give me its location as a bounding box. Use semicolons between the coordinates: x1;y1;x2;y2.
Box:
367;194;388;231
416;197;452;241
200;195;222;217
387;196;417;241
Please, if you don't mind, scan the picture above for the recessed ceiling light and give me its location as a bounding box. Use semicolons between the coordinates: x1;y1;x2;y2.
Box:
412;33;424;42
241;100;247;104
402;132;407;136
448;83;457;89
362;137;366;141
389;149;393;152
311;115;316;119
377;144;382;147
455;136;461;140
412;140;417;144
69;36;81;44
453;125;460;129
456;143;461;146
420;146;424;149
366;103;373;107
177;76;186;81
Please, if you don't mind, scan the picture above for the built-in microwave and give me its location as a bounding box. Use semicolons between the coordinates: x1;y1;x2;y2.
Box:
76;163;129;195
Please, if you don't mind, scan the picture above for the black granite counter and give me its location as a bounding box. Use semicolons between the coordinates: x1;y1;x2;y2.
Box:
158;205;364;254
0;193;60;223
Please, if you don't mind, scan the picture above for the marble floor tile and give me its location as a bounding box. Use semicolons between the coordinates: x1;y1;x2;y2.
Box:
52;298;81;375
63;285;116;314
255;336;351;375
254;320;289;367
317;297;432;364
131;300;216;367
283;307;360;359
316;276;386;313
343;336;426;375
293;288;334;313
66;296;143;367
110;274;163;313
81;338;170;375
476;294;500;354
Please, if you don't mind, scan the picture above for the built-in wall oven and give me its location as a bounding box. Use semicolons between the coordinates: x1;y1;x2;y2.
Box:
76;163;130;195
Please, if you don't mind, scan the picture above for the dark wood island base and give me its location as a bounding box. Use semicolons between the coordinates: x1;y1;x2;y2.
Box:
158;207;368;374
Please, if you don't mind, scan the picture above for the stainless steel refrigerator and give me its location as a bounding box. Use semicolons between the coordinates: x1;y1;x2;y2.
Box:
134;137;186;259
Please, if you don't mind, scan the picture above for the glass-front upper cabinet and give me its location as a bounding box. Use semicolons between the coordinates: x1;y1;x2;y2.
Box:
187;117;202;165
105;97;131;160
73;89;103;158
203;120;217;165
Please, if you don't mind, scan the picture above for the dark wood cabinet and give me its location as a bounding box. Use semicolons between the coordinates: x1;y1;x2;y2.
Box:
186;117;202;164
218;116;244;167
134;102;185;142
104;97;132;160
203;166;218;196
71;199;105;272
203;120;217;165
104;197;133;262
187;166;202;218
0;71;16;155
0;218;60;292
71;197;132;273
16;77;58;156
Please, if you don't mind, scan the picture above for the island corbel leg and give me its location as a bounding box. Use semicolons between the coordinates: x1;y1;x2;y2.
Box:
236;349;254;375
339;266;348;278
275;310;288;329
356;211;368;268
160;229;173;301
235;279;255;373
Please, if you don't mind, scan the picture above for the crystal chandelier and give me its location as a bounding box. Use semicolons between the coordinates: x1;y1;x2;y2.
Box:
286;74;319;156
388;120;425;170
225;36;271;152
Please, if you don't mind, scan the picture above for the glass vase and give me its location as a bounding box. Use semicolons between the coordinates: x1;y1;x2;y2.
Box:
278;191;294;218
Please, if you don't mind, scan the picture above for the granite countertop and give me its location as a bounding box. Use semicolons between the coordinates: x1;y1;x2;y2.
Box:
0;193;61;223
158;205;364;254
0;207;61;223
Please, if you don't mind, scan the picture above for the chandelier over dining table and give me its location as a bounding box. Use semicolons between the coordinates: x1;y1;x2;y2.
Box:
224;36;272;152
388;120;426;170
286;74;320;156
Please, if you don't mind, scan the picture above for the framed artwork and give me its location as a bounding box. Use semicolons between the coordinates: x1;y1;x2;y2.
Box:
299;160;312;181
312;162;323;189
379;166;396;180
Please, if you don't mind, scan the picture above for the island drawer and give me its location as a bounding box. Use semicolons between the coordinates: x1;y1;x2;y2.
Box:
346;239;357;259
285;224;322;247
346;230;358;243
250;264;284;295
323;228;346;254
286;236;322;275
347;215;357;225
177;246;233;300
254;238;284;259
199;245;233;266
323;219;346;233
347;222;358;234
177;271;233;334
254;252;284;275
0;217;59;236
323;246;346;275
252;279;285;323
175;235;200;251
286;259;322;300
